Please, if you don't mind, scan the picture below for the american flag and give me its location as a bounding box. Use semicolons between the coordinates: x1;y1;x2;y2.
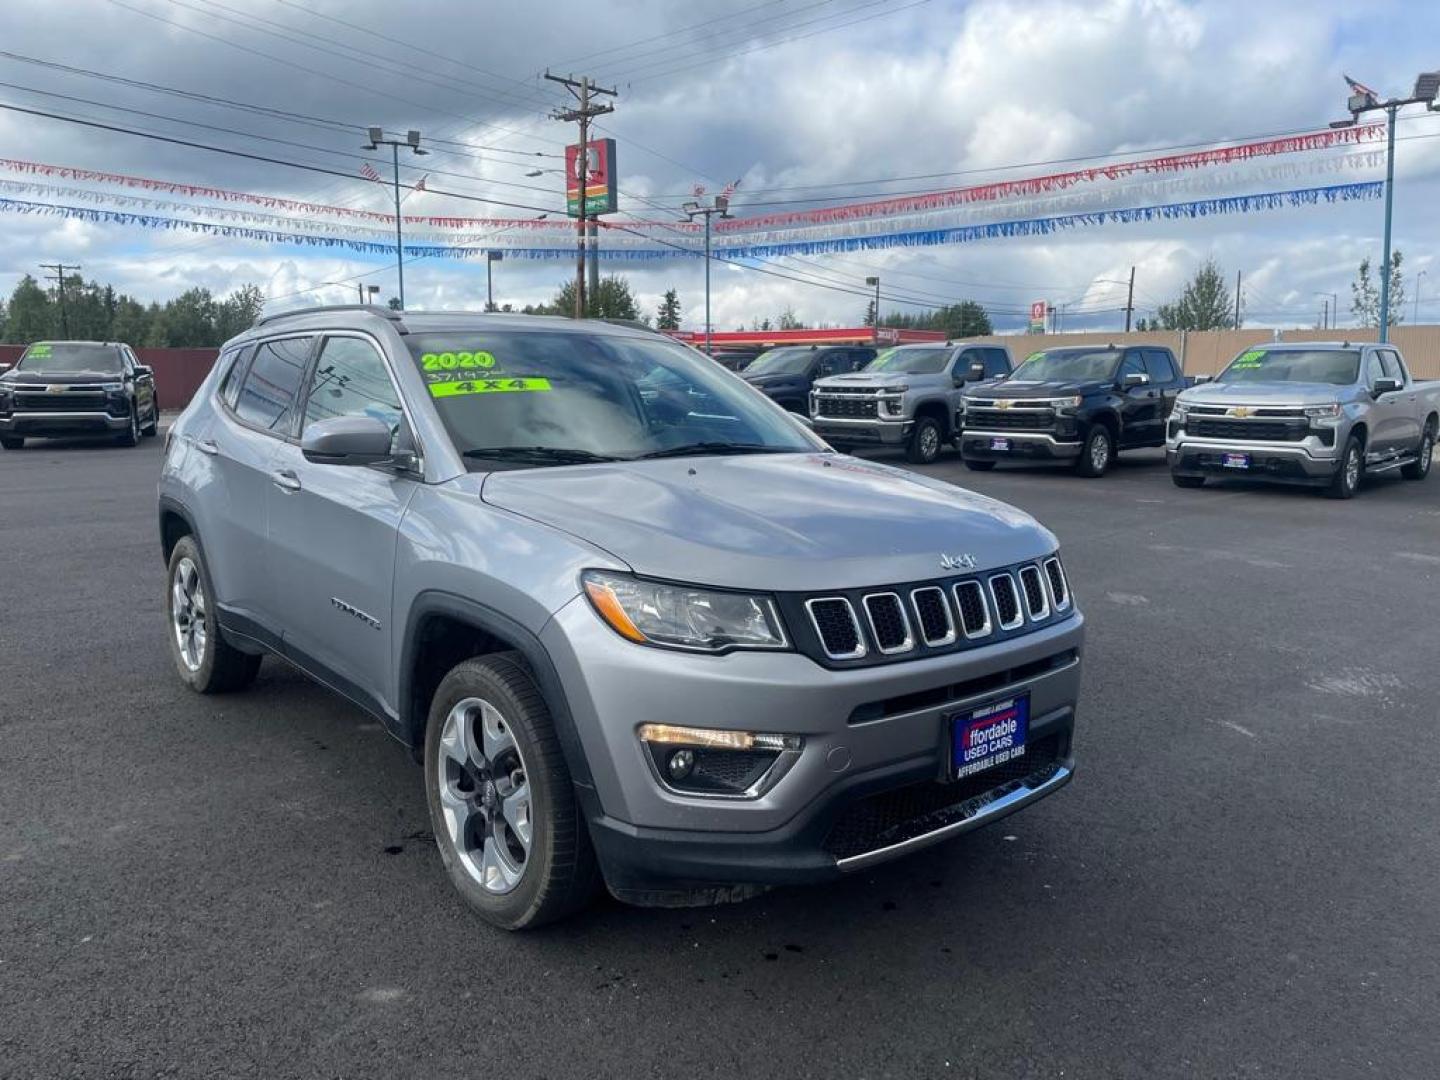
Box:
360;162;382;183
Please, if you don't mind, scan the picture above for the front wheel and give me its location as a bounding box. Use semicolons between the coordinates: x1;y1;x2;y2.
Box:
1402;423;1434;480
1075;425;1113;477
905;416;943;464
165;536;262;692
424;654;599;930
1326;435;1363;499
963;458;996;472
0;436;22;450
116;406;140;447
1172;473;1205;489
142;402;159;437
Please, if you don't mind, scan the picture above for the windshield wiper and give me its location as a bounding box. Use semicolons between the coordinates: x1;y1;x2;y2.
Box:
462;446;619;464
637;442;791;459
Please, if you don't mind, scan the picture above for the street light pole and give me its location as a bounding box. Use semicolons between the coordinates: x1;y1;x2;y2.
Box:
684;194;732;354
486;251;502;311
865;276;881;340
1416;269;1427;324
362;127;427;310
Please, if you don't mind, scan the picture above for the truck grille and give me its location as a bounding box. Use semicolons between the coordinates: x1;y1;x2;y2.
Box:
1192;418;1308;442
965;407;1056;431
823;734;1064;861
16;391;108;411
794;558;1073;666
814;395;878;419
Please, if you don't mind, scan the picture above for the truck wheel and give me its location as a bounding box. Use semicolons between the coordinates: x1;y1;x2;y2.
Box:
142;403;159;437
116;406;141;447
964;459;996;472
905;417;943;464
1171;473;1205;489
166;536;262;693
1075;426;1113;477
1326;435;1363;499
1401;421;1434;480
0;436;22;450
424;653;599;930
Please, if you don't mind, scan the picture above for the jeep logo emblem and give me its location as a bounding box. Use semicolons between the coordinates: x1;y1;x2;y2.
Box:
940;553;978;571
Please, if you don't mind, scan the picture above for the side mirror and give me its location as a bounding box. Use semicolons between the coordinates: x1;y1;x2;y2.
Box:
301;415;395;466
952;374;967;388
134;365;153;378
1193;374;1212;384
1373;376;1401;396
1122;372;1150;389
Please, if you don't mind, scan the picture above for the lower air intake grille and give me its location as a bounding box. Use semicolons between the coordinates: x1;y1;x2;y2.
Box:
806;598;864;659
990;574;1022;629
953;580;990;637
863;593;911;653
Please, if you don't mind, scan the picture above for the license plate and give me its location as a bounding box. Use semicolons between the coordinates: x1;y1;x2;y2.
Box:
990;438;1011;451
950;693;1029;779
1222;452;1251;469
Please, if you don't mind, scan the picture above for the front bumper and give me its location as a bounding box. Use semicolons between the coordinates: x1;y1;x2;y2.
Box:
810;415;911;446
0;411;131;436
961;430;1081;461
541;597;1083;892
1167;433;1339;484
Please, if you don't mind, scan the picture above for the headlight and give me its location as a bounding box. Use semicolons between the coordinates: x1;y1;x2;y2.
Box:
1304;403;1342;422
1047;395;1083;409
100;382;125;392
582;570;788;652
883;384;909;394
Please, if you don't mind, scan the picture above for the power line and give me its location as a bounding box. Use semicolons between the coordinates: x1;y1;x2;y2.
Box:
552;0;795;68
40;261;82;336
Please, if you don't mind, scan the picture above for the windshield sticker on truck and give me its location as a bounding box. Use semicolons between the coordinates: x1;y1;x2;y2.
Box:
1233;349;1267;369
26;343;52;358
420;351;497;372
428;377;552;398
1026;352;1044;362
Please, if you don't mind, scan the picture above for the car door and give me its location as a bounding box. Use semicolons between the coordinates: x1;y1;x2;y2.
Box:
1376;348;1421;451
265;332;417;713
121;346;156;419
1117;350;1158;447
1145;349;1182;429
205;334;314;629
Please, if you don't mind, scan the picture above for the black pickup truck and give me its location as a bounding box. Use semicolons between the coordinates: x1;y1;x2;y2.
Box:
959;344;1185;476
740;344;876;413
0;341;159;448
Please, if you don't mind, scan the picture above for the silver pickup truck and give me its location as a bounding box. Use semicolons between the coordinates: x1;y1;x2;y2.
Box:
1167;341;1438;498
809;342;1013;463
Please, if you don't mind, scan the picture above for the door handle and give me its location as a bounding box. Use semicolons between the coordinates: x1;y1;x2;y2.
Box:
195;438;219;456
271;469;302;493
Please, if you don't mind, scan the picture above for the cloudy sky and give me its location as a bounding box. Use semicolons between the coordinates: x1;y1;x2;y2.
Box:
0;0;1437;333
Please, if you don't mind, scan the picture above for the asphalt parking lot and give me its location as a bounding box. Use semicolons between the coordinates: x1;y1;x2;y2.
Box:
2;432;1437;1080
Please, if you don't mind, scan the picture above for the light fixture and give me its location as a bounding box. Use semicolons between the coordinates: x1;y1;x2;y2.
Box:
865;276;879;286
406;129;421;148
366;126;383;147
1414;71;1439;103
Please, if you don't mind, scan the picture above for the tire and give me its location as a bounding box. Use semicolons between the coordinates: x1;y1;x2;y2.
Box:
0;436;22;450
1326;434;1364;499
1401;421;1434;481
1075;425;1113;477
963;459;996;472
1171;473;1205;489
905;416;943;464
116;406;140;447
165;535;262;693
424;653;599;930
142;402;159;437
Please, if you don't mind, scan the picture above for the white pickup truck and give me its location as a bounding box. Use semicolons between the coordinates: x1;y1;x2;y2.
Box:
1167;341;1439;498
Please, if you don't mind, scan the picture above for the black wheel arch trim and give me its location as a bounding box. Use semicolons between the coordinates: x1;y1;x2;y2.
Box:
157;494;199;565
399;590;594;788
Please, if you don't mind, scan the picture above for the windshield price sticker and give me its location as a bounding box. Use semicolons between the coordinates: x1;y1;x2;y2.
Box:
428;377;552;398
420;351;497;372
1233;349;1267;369
1026;352;1045;362
27;343;52;357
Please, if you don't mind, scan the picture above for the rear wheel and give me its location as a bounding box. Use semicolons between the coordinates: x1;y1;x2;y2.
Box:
1326;435;1363;499
1171;473;1205;489
1402;421;1434;480
905;416;943;464
963;458;996;472
1075;425;1113;477
424;654;599;930
0;436;22;450
165;536;262;692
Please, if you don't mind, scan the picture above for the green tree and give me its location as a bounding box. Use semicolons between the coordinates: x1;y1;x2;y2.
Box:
110;296;152;346
550;275;641;320
215;284;265;341
155;287;219;347
387;296;402;311
1157;259;1236;331
776;307;804;330
2;274;54;343
863;299;877;327
932;301;991;337
1350;251;1404;327
656;288;682;330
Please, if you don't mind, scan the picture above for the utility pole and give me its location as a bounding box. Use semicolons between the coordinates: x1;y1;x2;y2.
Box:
362;127;427;310
546;72;616;319
1124;266;1136;332
865;276;881;339
683;194;732;354
486;251;502;311
1320;298;1329;330
40;262;81;337
1233;270;1243;329
587;220;600;305
1416;269;1427;324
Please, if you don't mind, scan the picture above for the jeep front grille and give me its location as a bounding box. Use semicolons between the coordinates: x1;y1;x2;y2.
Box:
989;574;1023;630
1043;557;1070;611
910;587;956;647
805;598;866;659
953;580;991;638
862;593;913;654
1018;564;1049;621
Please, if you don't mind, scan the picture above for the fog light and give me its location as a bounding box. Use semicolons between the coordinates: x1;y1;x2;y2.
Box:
667;749;695;780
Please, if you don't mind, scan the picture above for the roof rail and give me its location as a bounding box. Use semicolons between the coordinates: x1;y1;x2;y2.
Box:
255;303;405;328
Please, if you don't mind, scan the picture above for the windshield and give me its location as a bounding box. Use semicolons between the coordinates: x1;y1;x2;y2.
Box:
1009;349;1120;382
865;347;949;374
1215;349;1360;386
744;347;815;375
16;343;124;374
406;331;821;466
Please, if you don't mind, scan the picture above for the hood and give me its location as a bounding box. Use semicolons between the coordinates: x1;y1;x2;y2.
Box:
1180;381;1346;406
812;371;919;390
742;372;807;387
0;370;122;386
480;453;1054;593
971;379;1106;400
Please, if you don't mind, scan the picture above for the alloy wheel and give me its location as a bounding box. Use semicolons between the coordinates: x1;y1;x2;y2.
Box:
1090;431;1110;472
437;697;533;895
920;425;940;460
1345;445;1361;492
171;556;208;672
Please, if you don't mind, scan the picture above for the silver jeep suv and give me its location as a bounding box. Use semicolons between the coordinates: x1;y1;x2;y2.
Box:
158;307;1084;929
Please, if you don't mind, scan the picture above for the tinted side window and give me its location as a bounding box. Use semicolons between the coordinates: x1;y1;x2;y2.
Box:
984;349;1009;378
850;349;875;370
1120;352;1147;380
1377;349;1403;382
1363;352;1385;388
1144;349;1176;382
303;336;403;437
218;345;254;411
816;351;846;378
234;337;313;434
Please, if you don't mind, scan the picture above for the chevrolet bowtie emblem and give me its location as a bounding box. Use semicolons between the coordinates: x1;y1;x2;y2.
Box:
1228;406;1255;418
995;399;1013;410
47;385;67;393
